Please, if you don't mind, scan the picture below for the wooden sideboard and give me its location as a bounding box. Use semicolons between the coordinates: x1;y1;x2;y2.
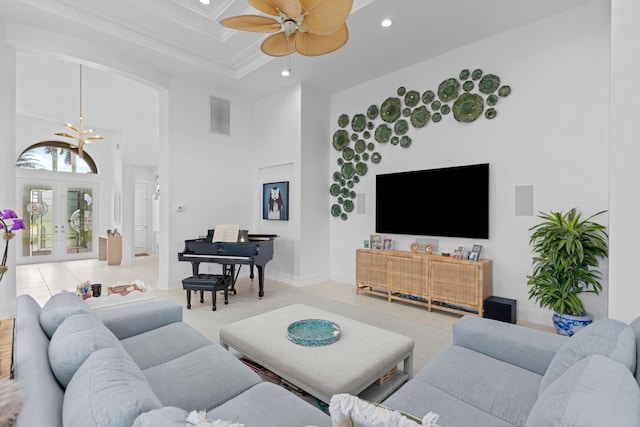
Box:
355;249;492;316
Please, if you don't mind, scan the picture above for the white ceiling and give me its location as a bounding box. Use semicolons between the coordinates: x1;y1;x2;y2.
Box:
0;0;596;99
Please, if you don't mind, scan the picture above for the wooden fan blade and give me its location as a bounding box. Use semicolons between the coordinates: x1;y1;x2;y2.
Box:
300;0;352;35
248;0;301;18
261;32;297;56
247;0;278;16
220;15;281;32
86;136;104;140
295;23;348;56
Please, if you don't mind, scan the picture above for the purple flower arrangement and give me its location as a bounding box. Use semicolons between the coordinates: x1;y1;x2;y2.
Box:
0;209;26;281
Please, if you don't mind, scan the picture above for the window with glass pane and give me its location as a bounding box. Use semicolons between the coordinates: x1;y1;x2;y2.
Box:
17;142;97;174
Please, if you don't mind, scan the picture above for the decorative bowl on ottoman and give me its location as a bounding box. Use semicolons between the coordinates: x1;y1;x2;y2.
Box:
287;319;341;346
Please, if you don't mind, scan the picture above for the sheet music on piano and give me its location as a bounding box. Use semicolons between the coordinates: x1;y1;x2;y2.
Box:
212;224;240;242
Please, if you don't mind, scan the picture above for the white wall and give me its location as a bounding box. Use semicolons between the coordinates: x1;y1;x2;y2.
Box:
250;84;332;286
0;21;17;318
299;84;331;285
328;0;611;327
163;77;256;288
608;0;640;323
253;85;302;284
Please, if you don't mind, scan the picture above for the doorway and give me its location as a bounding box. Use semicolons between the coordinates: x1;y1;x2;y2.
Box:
17;180;97;263
134;181;150;255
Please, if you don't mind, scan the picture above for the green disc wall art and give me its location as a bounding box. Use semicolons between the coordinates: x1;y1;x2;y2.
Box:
332;129;349;151
374;124;393;143
330;68;512;220
437;78;460;102
478;74;501;94
410;106;430;128
452;93;484;123
351;114;366;132
380;97;402;123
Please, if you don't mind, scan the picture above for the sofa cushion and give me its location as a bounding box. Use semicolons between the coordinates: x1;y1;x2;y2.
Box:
120;322;212;370
207;382;332;427
399;345;541;426
540;318;636;394
382;379;515;427
526;355;640;427
48;312;122;388
63;347;162;427
39;291;93;338
142;344;262;411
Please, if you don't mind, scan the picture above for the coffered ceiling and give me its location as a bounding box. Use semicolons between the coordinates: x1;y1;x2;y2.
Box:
0;0;595;98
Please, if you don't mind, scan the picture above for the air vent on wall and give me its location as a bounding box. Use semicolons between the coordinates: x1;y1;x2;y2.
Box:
210;95;230;136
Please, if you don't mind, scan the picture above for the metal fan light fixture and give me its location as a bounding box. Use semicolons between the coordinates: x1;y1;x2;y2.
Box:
220;0;353;57
55;64;104;157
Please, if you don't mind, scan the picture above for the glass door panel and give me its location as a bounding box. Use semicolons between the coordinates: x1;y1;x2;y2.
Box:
21;185;54;259
66;188;93;255
18;181;97;263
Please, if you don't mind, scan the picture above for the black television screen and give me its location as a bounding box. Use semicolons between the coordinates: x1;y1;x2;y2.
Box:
375;163;489;239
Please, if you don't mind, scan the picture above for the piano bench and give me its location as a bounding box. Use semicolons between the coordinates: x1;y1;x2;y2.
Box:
182;274;233;311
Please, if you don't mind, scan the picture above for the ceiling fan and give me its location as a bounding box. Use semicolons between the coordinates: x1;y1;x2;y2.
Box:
220;0;353;57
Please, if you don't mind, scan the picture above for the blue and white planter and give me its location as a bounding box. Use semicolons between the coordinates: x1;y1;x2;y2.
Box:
552;312;593;336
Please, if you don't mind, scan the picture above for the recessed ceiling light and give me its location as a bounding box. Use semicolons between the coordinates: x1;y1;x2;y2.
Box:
281;69;291;77
200;0;210;4
381;19;392;28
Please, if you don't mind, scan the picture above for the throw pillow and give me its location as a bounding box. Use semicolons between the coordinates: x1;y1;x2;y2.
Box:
539;317;636;394
63;347;163;427
329;393;441;427
0;378;24;427
39;291;93;338
186;410;244;427
526;355;640;427
48;312;122;388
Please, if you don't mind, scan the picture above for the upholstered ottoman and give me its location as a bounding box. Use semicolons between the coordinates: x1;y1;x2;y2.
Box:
219;303;414;404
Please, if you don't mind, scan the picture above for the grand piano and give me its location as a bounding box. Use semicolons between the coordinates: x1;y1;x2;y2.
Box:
178;230;277;298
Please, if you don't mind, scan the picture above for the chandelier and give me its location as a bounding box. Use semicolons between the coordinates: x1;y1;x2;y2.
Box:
55;64;104;157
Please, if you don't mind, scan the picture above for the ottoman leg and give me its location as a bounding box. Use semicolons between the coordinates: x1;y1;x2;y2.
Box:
224;287;229;305
186;290;192;309
212;288;217;311
199;290;204;304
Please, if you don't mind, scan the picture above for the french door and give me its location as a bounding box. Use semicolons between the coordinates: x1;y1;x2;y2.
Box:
17;180;97;263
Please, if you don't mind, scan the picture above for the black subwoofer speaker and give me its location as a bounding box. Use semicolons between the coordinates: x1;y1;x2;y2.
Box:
483;296;517;324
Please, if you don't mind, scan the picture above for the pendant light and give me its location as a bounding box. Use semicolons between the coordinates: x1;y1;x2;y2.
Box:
55;64;104;157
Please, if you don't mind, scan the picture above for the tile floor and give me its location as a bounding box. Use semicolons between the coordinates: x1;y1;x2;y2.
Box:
16;254;461;333
16;255;552;341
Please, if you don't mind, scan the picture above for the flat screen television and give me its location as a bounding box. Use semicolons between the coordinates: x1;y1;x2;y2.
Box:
375;163;489;239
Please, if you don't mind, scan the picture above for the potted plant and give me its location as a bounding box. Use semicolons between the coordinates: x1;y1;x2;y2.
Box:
527;208;608;336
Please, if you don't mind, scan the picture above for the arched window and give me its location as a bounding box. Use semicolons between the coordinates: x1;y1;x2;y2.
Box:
16;141;98;174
